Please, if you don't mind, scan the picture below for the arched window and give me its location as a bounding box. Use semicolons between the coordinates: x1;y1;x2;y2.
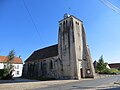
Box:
66;20;68;26
49;60;53;69
41;62;43;70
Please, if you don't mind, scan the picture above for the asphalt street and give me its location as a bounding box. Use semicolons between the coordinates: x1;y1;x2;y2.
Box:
34;75;120;90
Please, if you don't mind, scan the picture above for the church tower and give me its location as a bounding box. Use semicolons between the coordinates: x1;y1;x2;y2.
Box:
58;14;95;79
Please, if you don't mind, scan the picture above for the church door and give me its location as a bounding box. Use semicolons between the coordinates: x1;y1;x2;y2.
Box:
80;68;83;78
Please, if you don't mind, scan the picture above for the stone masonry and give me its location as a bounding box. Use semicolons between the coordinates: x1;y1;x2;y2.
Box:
23;14;95;80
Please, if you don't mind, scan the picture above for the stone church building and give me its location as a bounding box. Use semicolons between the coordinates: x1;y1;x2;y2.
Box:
23;14;95;80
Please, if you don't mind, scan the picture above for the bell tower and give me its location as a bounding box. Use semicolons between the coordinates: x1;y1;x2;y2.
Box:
58;14;95;79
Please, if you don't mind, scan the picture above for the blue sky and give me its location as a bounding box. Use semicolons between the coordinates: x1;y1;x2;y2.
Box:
0;0;120;63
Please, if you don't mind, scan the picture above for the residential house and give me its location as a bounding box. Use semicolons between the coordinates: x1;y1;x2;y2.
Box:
0;56;23;77
109;63;120;69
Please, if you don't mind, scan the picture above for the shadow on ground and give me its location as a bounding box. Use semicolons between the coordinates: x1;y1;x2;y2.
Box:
0;78;39;84
70;86;106;89
104;87;120;90
70;85;120;90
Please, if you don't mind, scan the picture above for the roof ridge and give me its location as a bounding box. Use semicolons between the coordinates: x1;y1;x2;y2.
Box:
36;44;58;52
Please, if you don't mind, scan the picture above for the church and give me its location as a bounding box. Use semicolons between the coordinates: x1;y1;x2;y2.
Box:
23;14;95;80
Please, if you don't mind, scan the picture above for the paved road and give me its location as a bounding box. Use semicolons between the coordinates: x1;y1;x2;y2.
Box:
34;75;120;90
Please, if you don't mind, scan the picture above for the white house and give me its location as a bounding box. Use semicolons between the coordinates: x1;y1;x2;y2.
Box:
0;56;23;77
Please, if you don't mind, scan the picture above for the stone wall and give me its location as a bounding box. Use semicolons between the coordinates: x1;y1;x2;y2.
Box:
23;56;63;79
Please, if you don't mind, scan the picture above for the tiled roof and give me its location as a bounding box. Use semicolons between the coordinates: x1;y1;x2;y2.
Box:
109;63;120;69
0;56;23;64
25;44;58;62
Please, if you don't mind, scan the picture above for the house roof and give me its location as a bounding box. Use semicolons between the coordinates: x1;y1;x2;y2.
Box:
0;56;23;64
25;44;58;62
108;63;120;69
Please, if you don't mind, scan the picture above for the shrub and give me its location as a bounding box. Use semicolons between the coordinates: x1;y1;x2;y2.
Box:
99;68;120;74
102;68;111;74
110;68;120;74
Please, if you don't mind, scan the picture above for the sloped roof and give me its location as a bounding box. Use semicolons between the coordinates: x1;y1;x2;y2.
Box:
0;56;23;64
25;44;58;62
109;63;120;69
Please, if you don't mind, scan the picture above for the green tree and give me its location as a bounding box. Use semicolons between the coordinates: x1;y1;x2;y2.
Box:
2;50;15;79
3;62;14;79
8;49;15;60
96;55;107;73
